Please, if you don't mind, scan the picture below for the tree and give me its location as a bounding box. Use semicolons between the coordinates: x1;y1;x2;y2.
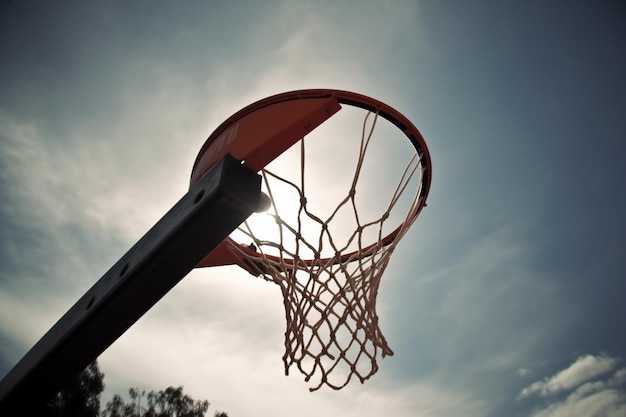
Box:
102;386;209;417
47;361;105;417
47;361;220;417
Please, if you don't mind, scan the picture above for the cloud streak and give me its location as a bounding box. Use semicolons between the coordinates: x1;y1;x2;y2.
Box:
519;354;620;399
518;354;626;417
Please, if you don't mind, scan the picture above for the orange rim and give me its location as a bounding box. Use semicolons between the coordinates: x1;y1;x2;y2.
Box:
193;89;432;270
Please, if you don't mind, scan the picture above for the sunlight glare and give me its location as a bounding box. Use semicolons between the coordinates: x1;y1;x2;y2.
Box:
229;105;423;261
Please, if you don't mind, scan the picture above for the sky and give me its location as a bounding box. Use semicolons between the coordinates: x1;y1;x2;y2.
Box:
1;1;625;416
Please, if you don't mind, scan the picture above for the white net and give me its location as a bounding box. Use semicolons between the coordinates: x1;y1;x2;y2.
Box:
225;109;428;390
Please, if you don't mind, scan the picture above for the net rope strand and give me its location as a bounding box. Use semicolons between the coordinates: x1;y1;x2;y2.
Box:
226;111;426;391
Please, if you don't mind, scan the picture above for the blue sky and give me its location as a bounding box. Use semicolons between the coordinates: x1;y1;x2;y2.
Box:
1;1;625;416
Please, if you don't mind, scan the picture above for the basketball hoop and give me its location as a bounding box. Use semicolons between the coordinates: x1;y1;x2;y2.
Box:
192;90;432;391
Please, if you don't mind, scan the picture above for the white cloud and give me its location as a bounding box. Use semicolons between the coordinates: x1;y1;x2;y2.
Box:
529;378;626;417
517;355;626;417
519;354;619;399
246;0;422;100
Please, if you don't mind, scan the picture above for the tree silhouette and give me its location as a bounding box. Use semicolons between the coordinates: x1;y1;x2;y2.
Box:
102;386;209;417
47;361;105;417
47;361;221;417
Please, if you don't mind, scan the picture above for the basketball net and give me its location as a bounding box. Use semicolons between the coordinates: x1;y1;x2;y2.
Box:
225;112;426;391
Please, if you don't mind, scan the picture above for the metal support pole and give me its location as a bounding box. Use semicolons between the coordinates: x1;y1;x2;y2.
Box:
0;155;260;414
